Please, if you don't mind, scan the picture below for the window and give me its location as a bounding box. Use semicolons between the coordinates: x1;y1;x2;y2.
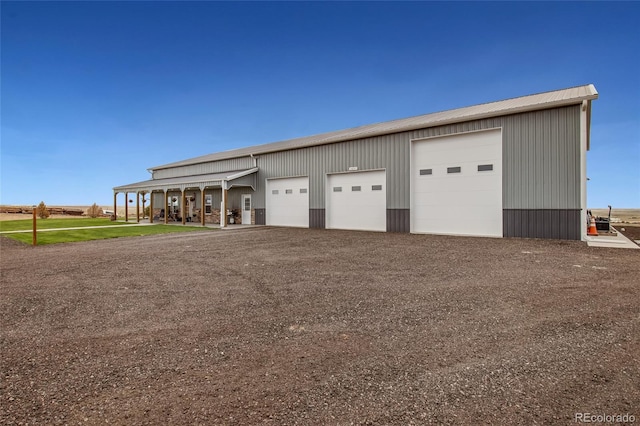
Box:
447;167;461;174
285;189;293;194
205;194;212;214
300;188;308;194
333;187;342;192
478;164;493;172
272;189;279;195
372;185;382;191
420;169;432;175
352;186;361;192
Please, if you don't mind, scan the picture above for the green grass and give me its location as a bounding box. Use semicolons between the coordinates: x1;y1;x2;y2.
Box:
0;218;135;232
3;224;211;245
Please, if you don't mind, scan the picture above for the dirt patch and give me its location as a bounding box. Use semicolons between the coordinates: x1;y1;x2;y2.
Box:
1;228;639;424
615;225;640;246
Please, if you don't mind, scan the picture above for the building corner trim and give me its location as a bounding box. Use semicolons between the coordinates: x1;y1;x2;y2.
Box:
580;100;589;242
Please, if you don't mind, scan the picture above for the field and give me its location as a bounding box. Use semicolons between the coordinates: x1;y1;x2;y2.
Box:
589;208;640;224
1;228;639;424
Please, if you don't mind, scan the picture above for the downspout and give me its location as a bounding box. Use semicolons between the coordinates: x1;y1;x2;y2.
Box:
580;100;589;241
149;191;154;224
250;154;257;168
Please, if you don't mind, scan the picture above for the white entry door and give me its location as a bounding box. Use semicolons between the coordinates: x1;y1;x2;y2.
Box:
411;129;503;237
241;194;251;224
266;176;309;227
326;170;386;232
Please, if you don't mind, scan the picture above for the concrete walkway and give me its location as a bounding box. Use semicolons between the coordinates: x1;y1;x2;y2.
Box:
586;227;639;249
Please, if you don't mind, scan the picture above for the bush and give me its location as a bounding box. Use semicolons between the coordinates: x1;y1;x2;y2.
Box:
36;201;50;219
87;203;103;218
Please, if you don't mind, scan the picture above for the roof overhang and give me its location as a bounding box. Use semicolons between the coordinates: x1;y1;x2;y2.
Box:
113;167;258;193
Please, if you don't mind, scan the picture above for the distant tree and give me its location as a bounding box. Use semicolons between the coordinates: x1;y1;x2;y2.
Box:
87;203;103;218
36;201;50;219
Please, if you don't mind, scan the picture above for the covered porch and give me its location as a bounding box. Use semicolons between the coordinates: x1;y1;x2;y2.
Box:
112;168;257;227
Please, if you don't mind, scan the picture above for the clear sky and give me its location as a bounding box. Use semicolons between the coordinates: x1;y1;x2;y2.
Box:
1;1;639;208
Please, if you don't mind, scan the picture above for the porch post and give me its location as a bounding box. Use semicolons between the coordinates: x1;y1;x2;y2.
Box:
113;192;117;221
164;191;169;225
221;181;228;228
125;192;129;222
136;192;140;223
149;192;154;224
141;191;146;220
181;190;186;225
201;187;206;226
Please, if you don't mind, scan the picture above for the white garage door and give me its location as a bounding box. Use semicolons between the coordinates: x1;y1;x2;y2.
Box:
411;129;502;237
266;176;309;227
327;170;386;232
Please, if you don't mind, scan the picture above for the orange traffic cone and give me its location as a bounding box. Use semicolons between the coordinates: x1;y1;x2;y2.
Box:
587;217;598;236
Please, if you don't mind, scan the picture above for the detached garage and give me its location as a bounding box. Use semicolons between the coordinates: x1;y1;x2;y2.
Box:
114;84;598;241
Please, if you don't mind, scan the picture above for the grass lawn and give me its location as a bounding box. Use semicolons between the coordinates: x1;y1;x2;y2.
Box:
3;224;211;245
0;218;135;232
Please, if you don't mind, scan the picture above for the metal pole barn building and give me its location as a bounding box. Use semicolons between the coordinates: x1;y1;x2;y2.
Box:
114;84;598;241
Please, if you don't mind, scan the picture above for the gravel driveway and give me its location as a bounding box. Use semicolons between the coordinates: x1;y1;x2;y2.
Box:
1;228;639;425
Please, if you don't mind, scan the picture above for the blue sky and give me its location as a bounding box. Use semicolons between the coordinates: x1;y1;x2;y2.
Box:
1;1;639;208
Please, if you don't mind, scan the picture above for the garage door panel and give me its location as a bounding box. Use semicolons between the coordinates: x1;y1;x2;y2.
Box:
327;170;386;232
411;129;503;237
415;190;500;208
266;177;309;227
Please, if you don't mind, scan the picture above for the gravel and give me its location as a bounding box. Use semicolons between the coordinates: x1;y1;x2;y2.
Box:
1;228;639;424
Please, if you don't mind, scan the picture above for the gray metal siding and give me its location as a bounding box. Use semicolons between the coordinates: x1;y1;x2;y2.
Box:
254;208;266;225
153;157;254;179
502;107;580;209
151;192;164;207
387;209;410;233
254;133;408;209
503;209;580;240
309;209;325;229
251;105;581;211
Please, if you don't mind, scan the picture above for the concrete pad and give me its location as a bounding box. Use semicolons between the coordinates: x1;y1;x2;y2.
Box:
586;227;639;249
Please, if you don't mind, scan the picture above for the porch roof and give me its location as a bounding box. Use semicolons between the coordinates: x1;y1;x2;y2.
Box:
113;168;258;193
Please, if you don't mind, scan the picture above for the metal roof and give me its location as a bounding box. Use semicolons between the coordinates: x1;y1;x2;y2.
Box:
113;168;258;193
151;84;598;171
